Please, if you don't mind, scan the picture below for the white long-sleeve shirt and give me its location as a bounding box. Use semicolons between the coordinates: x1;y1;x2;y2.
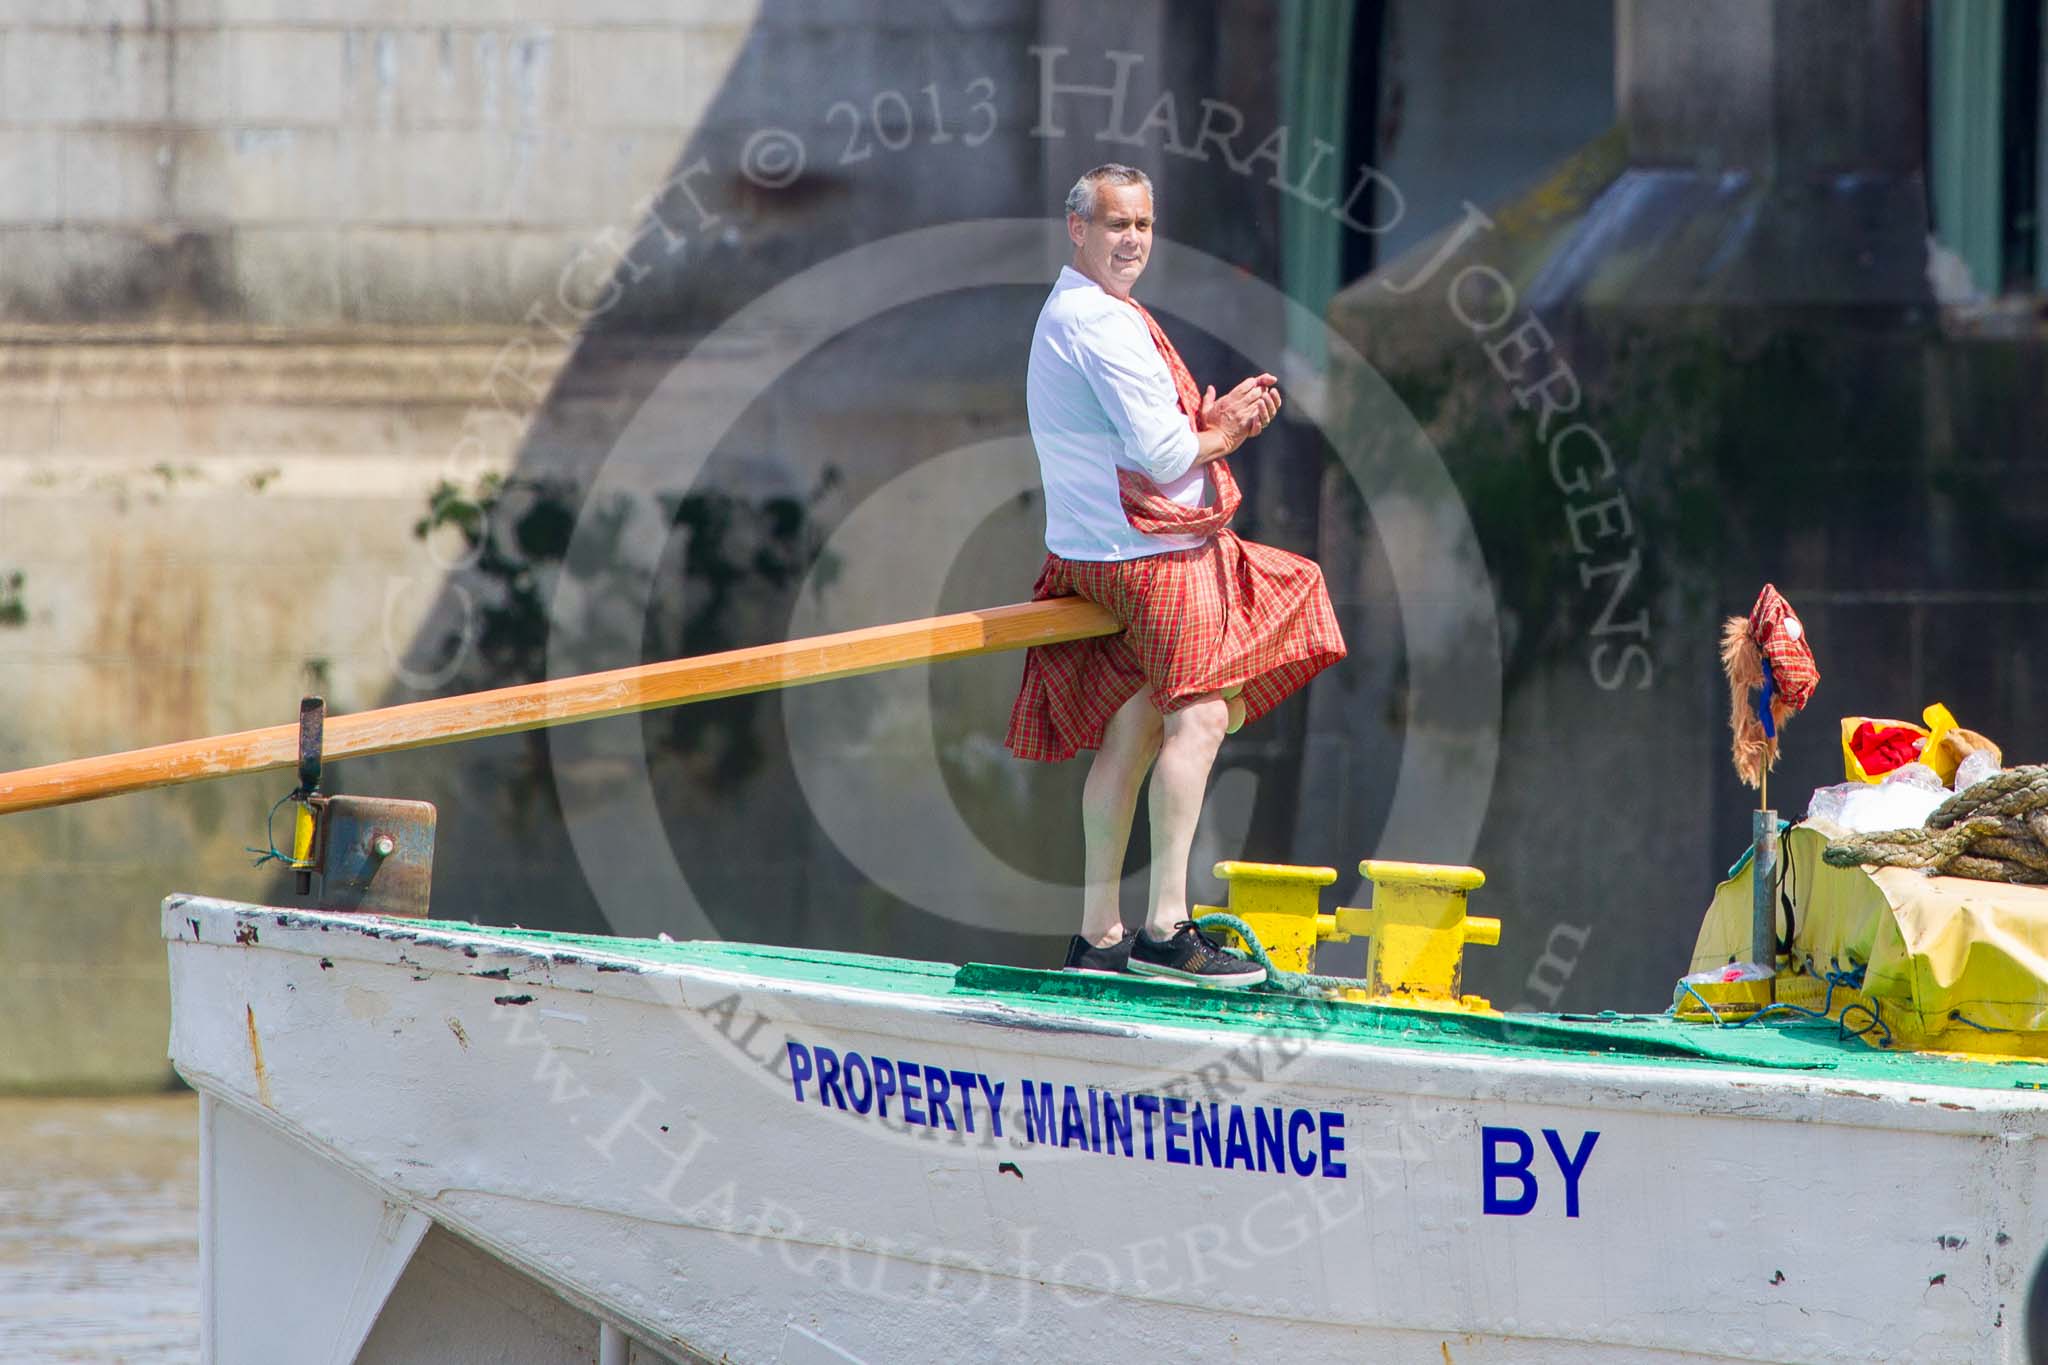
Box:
1026;267;1210;561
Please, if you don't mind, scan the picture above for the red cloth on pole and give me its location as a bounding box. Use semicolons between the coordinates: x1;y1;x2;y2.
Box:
1006;299;1345;762
1749;583;1818;712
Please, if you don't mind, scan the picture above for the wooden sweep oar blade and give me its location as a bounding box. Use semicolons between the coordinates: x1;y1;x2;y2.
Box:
0;598;1117;816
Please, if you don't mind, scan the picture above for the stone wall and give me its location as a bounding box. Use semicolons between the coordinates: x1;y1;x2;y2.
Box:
0;1;758;324
0;0;767;1089
0;328;569;1089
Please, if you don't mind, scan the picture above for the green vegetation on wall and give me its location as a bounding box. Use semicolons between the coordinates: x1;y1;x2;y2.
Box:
414;471;840;791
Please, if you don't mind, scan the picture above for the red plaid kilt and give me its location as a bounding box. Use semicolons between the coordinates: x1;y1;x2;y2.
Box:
1005;532;1347;762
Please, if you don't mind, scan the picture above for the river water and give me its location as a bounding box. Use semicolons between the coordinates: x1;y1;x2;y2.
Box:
0;1095;199;1363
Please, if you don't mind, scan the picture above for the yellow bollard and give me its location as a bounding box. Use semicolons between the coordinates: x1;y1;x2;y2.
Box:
1196;861;1337;974
1350;859;1497;1008
1194;857;1498;1010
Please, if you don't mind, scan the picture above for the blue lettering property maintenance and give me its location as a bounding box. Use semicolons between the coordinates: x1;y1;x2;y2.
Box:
783;1038;1347;1179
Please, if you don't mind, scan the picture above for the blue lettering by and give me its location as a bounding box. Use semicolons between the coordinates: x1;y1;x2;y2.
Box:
1164;1097;1191;1164
1482;1126;1538;1216
1543;1128;1599;1218
786;1041;813;1103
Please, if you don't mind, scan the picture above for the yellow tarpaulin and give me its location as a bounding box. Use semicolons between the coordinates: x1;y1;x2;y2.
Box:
1690;821;2048;1053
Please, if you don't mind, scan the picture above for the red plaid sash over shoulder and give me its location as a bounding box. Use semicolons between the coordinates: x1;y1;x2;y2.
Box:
1006;295;1346;762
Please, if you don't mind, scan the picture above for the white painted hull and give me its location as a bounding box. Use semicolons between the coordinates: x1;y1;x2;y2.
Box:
166;897;2048;1364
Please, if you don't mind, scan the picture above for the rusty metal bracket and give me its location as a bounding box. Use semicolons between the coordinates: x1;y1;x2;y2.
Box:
290;794;438;919
281;695;436;917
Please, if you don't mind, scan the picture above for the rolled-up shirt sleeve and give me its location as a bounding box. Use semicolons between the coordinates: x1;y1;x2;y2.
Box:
1072;306;1199;484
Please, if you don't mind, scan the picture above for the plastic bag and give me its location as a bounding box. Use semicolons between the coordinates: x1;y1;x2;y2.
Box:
1806;781;1859;825
1674;960;1774;1014
1881;762;1944;790
1806;776;1947;833
1954;750;2002;793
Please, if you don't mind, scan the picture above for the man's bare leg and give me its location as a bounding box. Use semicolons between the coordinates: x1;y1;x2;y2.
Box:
1142;694;1230;939
1078;687;1164;946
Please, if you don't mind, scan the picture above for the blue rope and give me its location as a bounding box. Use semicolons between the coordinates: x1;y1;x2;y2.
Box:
1675;979;1728;1026
1191;913;1358;996
1948;1009;2012;1035
1675;962;1893;1046
1837;1001;1893;1047
1801;963;1865;1017
1675;979;1833;1030
1728;1003;1839;1029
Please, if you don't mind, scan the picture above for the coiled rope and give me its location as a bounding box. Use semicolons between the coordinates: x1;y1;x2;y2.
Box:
1822;765;2048;884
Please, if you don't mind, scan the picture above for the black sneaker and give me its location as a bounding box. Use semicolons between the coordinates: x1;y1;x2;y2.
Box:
1127;921;1268;988
1060;933;1132;975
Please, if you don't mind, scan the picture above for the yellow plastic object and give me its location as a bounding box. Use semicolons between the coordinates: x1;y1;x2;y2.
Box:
1675;971;1837;1023
1841;702;1959;784
1351;859;1497;1008
1672;975;1777;1022
1688;823;2048;1055
1197;861;1337;974
290;799;318;869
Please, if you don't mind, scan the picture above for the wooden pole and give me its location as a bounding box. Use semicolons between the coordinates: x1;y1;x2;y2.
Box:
0;598;1119;817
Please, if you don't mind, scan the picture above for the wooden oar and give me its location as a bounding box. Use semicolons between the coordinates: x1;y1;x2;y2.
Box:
0;598;1118;816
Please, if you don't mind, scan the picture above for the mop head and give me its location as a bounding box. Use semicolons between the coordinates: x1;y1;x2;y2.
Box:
1722;584;1818;789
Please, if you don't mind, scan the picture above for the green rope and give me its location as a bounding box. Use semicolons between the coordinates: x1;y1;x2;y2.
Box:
1192;913;1359;996
244;791;299;868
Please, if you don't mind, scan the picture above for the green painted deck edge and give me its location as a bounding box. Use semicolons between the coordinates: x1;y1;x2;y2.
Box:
398;916;2048;1093
951;964;2048;1091
411;918;960;993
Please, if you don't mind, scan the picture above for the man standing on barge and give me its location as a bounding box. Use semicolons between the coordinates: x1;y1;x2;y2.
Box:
1006;164;1347;987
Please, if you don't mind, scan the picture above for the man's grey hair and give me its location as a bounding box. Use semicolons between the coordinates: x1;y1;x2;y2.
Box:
1064;164;1154;221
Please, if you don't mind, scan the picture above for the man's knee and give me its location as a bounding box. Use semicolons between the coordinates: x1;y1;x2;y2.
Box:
1109;686;1163;739
1164;696;1230;749
1134;701;1165;747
